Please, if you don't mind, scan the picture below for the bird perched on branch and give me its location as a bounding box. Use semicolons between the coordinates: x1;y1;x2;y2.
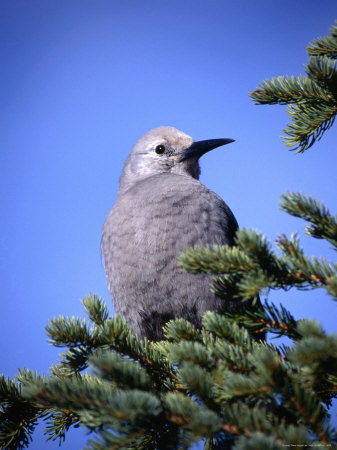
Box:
102;126;239;341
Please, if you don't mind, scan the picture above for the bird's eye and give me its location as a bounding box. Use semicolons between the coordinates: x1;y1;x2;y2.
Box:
155;145;165;155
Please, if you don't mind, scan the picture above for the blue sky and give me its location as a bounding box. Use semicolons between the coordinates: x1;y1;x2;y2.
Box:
1;1;336;448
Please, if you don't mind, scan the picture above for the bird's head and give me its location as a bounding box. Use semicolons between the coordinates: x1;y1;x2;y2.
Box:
119;126;234;192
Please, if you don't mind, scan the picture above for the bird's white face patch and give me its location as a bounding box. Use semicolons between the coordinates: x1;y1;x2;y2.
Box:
119;127;198;192
137;145;171;174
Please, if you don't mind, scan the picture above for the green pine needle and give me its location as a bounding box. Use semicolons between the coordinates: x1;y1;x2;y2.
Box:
280;192;337;249
250;21;337;152
307;21;337;58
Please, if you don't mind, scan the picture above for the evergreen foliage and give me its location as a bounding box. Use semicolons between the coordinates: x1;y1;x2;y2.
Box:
250;21;337;152
1;22;337;450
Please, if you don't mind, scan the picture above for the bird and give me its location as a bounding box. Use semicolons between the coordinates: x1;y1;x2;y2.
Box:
101;126;240;341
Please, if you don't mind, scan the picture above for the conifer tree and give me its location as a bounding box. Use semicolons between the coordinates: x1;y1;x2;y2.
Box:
1;22;337;450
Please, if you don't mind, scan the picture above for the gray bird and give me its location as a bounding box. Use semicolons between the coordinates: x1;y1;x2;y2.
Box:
102;126;238;341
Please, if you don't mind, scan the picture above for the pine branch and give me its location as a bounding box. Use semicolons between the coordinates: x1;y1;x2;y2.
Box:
164;341;214;369
250;21;337;152
287;385;333;447
0;375;43;450
221;301;301;340
82;294;109;326
167;319;254;378
89;349;154;391
250;74;331;105
22;375;162;431
215;346;335;445
179;243;258;275
307;21;337;58
44;409;80;444
163;318;202;343
46;317;92;349
180;229;289;301
307;55;337;100
176;362;214;405
221;402;310;447
2;293;337;447
202;311;253;347
0;370;79;449
213;340;255;376
289;322;337;404
280;192;337;250
164;392;221;443
181;225;337;300
282;99;336;152
276;233;337;298
86;426;181;450
233;432;299;450
46;308;175;385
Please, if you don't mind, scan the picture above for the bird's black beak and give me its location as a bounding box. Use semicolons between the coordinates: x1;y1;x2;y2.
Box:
179;138;235;162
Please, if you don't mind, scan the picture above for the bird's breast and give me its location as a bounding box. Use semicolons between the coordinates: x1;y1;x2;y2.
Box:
105;173;236;257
